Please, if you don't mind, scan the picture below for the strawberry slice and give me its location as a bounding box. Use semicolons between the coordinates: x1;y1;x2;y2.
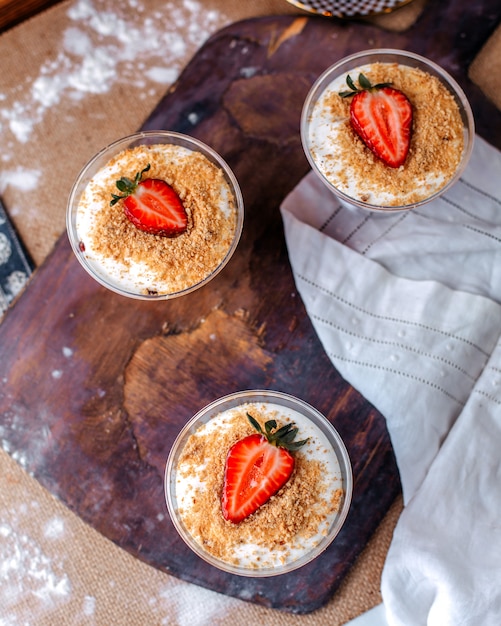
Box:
110;164;188;237
221;413;308;524
340;73;413;168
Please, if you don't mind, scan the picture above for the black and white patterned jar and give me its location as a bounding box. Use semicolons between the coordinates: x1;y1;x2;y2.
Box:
286;0;413;18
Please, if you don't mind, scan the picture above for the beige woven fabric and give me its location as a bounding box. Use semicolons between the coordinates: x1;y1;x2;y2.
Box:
0;0;455;623
469;23;501;112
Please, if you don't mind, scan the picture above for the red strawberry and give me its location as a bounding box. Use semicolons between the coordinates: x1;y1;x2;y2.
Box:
221;413;308;524
340;73;413;168
110;164;188;237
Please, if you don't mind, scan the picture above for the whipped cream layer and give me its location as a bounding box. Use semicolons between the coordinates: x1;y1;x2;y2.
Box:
306;62;465;208
76;143;237;296
174;401;346;572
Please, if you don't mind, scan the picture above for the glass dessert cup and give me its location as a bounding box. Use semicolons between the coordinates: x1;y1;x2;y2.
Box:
66;130;244;300
164;389;353;578
301;49;475;214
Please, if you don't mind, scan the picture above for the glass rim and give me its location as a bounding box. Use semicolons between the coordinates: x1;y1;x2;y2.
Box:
66;130;244;300
300;48;475;213
164;389;353;577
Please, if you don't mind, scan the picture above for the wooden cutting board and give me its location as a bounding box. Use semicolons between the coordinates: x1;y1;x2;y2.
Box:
1;0;500;614
0;0;63;32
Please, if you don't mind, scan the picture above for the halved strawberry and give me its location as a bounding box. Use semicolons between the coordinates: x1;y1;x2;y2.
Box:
340;73;413;168
110;164;188;237
221;413;308;524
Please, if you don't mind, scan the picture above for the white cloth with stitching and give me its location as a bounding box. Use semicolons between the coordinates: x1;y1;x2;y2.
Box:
280;135;501;625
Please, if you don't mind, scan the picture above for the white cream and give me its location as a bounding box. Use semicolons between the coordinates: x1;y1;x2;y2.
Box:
174;401;345;570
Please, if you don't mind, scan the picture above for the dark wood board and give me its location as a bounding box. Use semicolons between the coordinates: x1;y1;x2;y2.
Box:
1;0;500;614
0;0;64;33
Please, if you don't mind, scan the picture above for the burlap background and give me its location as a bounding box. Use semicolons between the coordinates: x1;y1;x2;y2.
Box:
0;0;498;623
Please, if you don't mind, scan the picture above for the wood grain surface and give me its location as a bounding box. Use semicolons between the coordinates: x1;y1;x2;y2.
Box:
0;0;63;32
0;0;500;614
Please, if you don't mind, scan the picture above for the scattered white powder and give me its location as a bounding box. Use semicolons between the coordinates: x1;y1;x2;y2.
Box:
0;521;72;613
145;66;179;84
159;580;241;626
10;448;28;470
0;167;41;193
0;464;244;624
82;595;96;616
0;0;230;145
44;516;66;540
240;66;259;78
62;346;73;358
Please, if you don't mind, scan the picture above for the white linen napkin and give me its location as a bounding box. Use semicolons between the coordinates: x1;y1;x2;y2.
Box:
280;134;501;625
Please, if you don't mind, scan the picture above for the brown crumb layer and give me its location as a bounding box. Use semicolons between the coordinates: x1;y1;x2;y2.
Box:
176;405;344;570
78;144;237;294
314;63;465;206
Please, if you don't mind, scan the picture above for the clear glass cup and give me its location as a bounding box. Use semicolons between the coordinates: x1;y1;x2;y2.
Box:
66;130;244;299
301;49;475;213
164;389;353;577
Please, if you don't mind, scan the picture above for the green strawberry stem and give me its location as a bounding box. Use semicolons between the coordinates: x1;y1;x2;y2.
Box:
246;412;309;451
110;163;151;206
339;73;393;98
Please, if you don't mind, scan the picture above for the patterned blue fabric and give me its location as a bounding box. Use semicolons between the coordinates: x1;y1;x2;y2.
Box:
0;197;34;316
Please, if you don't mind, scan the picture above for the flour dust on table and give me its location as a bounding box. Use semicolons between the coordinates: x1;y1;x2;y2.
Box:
0;504;72;621
0;450;245;626
1;0;229;146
